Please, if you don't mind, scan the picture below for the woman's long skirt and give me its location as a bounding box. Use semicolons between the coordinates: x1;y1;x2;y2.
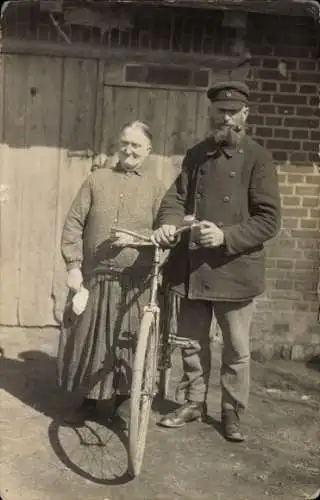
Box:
57;272;151;400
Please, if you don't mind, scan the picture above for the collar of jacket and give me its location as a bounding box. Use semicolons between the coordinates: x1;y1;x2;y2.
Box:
206;133;247;159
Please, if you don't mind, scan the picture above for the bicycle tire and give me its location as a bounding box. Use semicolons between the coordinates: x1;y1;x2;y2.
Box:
128;309;159;477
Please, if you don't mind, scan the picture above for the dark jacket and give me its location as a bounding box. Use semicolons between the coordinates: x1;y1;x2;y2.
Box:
157;135;281;301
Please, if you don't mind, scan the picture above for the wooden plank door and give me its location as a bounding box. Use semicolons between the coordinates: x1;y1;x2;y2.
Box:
0;55;63;326
52;58;100;324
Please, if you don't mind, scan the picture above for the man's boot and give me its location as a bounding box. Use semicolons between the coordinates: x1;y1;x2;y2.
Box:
63;398;97;426
221;409;245;442
158;401;207;428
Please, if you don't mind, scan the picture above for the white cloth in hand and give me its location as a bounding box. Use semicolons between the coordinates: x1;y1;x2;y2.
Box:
72;286;89;315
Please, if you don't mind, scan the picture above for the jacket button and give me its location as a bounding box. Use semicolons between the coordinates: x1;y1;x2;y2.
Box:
223;195;231;202
189;242;197;250
216;221;224;228
195;193;201;200
229;171;236;177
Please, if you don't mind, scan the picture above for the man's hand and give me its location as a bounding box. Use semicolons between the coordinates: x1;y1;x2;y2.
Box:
67;267;83;292
111;233;136;247
197;220;225;248
151;225;177;247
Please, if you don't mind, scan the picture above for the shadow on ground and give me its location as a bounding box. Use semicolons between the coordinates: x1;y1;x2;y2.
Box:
0;348;133;484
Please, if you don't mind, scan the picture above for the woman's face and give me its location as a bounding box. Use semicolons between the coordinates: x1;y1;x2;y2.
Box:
118;127;151;171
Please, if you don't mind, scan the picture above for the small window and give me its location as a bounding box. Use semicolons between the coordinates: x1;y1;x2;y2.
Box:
125;64;209;89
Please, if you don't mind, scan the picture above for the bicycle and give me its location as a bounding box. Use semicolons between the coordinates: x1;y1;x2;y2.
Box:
111;216;200;478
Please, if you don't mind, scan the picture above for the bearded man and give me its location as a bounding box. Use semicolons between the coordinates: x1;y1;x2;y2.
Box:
152;81;281;442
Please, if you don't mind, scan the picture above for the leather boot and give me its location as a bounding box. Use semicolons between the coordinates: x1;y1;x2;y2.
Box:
63;398;97;426
222;409;245;442
158;401;207;428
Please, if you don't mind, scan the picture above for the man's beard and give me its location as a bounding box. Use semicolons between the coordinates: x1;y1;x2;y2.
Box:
212;124;243;147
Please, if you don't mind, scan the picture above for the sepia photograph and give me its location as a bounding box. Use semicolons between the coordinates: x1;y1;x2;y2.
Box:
0;1;319;499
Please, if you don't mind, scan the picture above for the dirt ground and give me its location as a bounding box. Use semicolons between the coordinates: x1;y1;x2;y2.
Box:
0;326;319;500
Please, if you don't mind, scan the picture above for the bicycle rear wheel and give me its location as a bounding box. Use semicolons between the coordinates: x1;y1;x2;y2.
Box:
128;309;159;477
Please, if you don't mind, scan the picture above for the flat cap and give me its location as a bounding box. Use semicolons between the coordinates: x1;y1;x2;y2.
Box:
207;81;249;110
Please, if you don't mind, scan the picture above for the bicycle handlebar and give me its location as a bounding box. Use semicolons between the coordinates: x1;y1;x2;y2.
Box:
111;220;200;246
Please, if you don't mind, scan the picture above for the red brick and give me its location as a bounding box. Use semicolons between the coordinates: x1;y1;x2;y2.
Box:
268;289;302;300
256;127;273;138
295;259;318;270
292;130;309;140
297;239;318;249
291;72;320;83
282;196;301;206
275;280;293;290
310;130;320;141
287;174;305;183
276;259;294;269
295;185;319;196
296;107;318;117
299;84;318;94
276;238;297;249
267;247;304;259
279;83;297;93
272;151;288;162
247;114;265;126
284;117;319;128
308;96;319;107
299;219;319;229
282;207;308;217
267;139;301;151
289;153;309;164
292;229;319;238
308;152;320;163
257;69;287;81
273;94;308;105
274;128;290;139
277;105;295;115
266;117;283;126
261;59;280;69
303;249;319;260
281;217;299;229
250;45;273;56
306;176;320;185
277;173;287;183
310;208;320;219
261;82;278;92
299;60;317;71
302;142;319;152
258;104;277;114
294;281;315;292
281;165;314;173
302;197;319;207
273;45;310;58
247;80;260;91
250;92;272;104
280;185;294;195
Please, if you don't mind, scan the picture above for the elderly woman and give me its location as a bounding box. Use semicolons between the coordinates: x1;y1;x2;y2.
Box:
57;121;169;427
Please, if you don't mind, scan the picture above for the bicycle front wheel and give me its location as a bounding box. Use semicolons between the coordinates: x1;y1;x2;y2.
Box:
128;309;159;477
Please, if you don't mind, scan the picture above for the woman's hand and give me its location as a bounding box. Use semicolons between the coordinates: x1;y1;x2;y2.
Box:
67;267;83;292
151;225;177;247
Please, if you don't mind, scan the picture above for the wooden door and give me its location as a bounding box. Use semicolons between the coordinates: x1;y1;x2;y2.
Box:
0;55;100;326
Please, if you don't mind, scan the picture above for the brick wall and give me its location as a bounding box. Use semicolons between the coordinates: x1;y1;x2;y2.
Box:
245;14;320;359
